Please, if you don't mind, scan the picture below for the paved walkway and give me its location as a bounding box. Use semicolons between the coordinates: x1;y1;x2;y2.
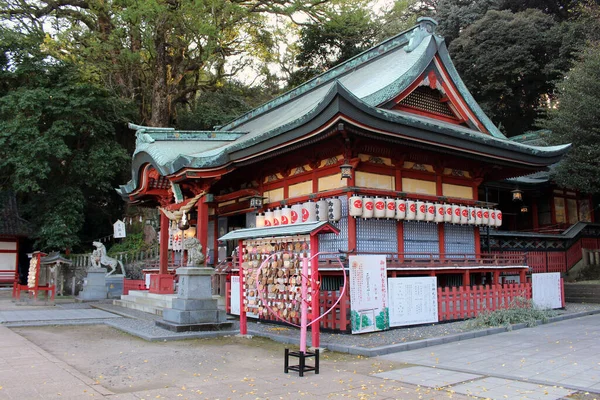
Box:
0;325;113;399
0;309;121;324
377;313;600;399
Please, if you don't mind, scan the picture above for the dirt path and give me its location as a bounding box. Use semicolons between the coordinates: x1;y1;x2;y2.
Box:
12;324;468;399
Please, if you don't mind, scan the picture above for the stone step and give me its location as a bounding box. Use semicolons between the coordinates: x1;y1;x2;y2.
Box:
125;290;177;300
120;295;173;308
113;299;164;316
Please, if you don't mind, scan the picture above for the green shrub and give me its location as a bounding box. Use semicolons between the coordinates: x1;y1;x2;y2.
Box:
468;297;557;330
107;233;151;255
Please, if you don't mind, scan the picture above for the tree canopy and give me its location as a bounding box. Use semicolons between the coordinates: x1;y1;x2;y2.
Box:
0;29;133;250
545;43;600;193
448;9;572;137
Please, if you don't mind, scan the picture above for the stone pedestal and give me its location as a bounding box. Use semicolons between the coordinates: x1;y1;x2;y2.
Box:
106;275;125;299
78;268;108;301
156;267;232;332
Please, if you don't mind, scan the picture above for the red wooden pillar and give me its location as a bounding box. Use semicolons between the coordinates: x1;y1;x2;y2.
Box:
239;239;247;335
493;270;500;285
519;269;526;284
463;270;470;287
159;211;169;275
150;210;174;294
197;197;209;255
310;234;320;348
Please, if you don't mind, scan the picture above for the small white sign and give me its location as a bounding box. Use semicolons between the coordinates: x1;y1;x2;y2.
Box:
231;276;240;315
532;272;562;309
113;220;126;238
388;277;438;327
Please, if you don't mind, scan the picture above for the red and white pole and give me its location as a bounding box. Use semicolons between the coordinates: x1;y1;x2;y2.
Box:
299;255;309;353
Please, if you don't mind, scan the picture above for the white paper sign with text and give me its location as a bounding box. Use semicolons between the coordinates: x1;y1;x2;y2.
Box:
388;277;439;327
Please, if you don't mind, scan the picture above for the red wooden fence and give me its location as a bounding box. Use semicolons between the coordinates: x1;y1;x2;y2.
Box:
437;283;532;321
319;288;350;332
123;279;147;295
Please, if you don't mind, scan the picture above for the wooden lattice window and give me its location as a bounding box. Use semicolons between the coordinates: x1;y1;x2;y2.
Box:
398;86;457;119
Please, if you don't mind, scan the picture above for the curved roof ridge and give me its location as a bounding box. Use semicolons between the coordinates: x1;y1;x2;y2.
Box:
221;19;440;132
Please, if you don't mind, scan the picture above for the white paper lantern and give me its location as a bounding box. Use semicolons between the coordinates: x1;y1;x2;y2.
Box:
444;204;452;223
264;210;274;227
256;213;265;228
273;208;281;226
482;208;490;225
316;199;328;221
385;198;396;219
435;203;445;223
495;210;503;227
302;201;317;222
451;204;460;224
395;199;406;220
468;207;476;225
489;209;496;227
362;197;374;219
475;207;483;225
329;198;342;221
349;196;363;217
459;205;468;224
405;200;416;220
425;202;435;222
416;201;426;221
374;197;386;219
280;207;292;225
291;204;302;224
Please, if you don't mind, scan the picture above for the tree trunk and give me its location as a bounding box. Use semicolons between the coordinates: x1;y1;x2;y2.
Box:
150;20;171;127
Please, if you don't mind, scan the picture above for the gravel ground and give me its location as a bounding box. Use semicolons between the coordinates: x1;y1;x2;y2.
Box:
93;301;600;349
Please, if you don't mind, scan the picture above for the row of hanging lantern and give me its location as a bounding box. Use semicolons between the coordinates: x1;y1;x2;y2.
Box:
256;198;343;228
348;196;502;227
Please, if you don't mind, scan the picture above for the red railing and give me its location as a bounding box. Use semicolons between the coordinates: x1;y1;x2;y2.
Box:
437;283;532;321
317;252;526;271
123;279;147;295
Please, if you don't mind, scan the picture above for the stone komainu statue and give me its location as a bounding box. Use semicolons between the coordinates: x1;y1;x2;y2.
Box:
183;237;205;267
91;241;126;276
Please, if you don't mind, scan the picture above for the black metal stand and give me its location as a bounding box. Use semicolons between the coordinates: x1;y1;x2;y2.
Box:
284;348;320;377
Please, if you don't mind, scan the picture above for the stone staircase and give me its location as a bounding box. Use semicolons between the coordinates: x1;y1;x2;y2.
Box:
113;291;177;316
113;290;226;317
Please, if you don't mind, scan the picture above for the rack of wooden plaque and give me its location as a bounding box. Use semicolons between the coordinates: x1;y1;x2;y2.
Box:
241;235;313;324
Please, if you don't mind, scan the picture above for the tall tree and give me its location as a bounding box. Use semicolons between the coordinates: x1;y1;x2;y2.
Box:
0;29;133;250
448;9;571;137
544;43;600;193
0;0;332;127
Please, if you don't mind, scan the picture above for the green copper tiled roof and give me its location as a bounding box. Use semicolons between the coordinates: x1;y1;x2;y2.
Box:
118;18;571;199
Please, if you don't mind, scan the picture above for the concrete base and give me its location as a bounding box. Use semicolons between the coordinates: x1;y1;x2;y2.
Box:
159;267;225;331
155;320;233;332
78;268;108;301
106;275;125;299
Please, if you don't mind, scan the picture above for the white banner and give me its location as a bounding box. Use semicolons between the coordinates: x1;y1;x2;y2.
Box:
230;276;240;315
349;255;389;334
532;272;562;309
388;277;438;327
113;220;126;238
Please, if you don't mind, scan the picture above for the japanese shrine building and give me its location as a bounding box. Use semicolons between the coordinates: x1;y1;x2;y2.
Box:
118;18;573;292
